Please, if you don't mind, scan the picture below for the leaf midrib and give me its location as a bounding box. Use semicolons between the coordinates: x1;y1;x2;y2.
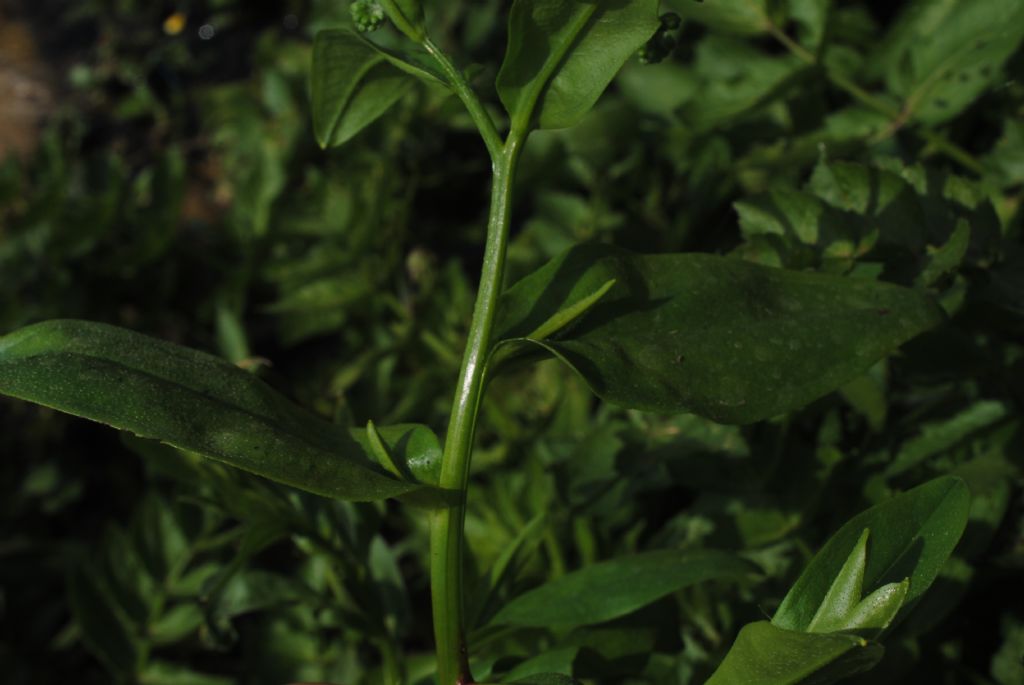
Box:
0;350;368;471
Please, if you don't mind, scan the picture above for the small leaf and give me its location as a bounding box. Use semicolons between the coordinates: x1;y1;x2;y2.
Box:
842;579;909;635
495;244;945;423
0;320;438;501
916;219;970;288
705;621;883;685
807;529;869;633
497;0;659;131
490;548;756;630
773;476;971;632
311;29;414;148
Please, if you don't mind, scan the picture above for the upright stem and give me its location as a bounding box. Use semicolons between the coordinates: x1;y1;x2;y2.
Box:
430;134;524;685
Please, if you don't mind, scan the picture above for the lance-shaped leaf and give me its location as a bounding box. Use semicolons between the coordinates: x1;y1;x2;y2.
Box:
705;621;883;685
312;30;416;148
494;244;945;424
490;548;756;630
0;319;441;501
806;529;909;637
773;476;970;632
497;0;659;132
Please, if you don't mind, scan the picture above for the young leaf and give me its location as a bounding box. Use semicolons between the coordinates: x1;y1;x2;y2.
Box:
496;0;659;132
841;579;909;636
705;621;883;685
0;319;439;501
490;548;756;630
311;29;415;148
773;476;970;632
805;530;910;637
806;529;869;633
494;244;945;424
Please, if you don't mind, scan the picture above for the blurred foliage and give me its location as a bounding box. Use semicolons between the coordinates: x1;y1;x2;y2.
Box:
1;0;1022;683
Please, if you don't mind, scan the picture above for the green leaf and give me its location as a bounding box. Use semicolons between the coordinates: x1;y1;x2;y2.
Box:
916;219;970;287
497;0;659;131
495;244;944;423
666;0;775;35
0;319;439;501
311;29;414;148
806;529;909;637
773;476;971;632
490;548;755;630
807;529;870;633
705;621;883;685
873;0;1024;125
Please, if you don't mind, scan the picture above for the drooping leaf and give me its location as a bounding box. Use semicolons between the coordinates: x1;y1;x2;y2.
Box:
497;0;659;131
773;476;970;632
705;621;883;685
494;244;944;423
490;548;755;630
0;319;440;501
311;29;414;148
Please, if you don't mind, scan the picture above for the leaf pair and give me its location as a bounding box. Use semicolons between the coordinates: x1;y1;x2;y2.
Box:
312;0;663;148
706;476;971;684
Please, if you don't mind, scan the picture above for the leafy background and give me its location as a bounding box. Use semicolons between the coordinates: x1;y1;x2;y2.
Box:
1;0;1022;683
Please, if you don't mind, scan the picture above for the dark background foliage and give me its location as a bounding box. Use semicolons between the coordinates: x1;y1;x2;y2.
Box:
1;0;1022;683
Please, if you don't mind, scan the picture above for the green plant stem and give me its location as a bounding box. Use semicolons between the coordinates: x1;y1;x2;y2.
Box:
430;133;523;685
767;23;984;175
422;37;504;163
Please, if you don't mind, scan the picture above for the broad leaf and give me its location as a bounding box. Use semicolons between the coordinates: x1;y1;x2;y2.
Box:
0;320;440;501
490;548;755;630
872;0;1024;124
311;30;414;148
773;476;970;632
497;0;659;131
705;621;883;685
494;244;944;423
